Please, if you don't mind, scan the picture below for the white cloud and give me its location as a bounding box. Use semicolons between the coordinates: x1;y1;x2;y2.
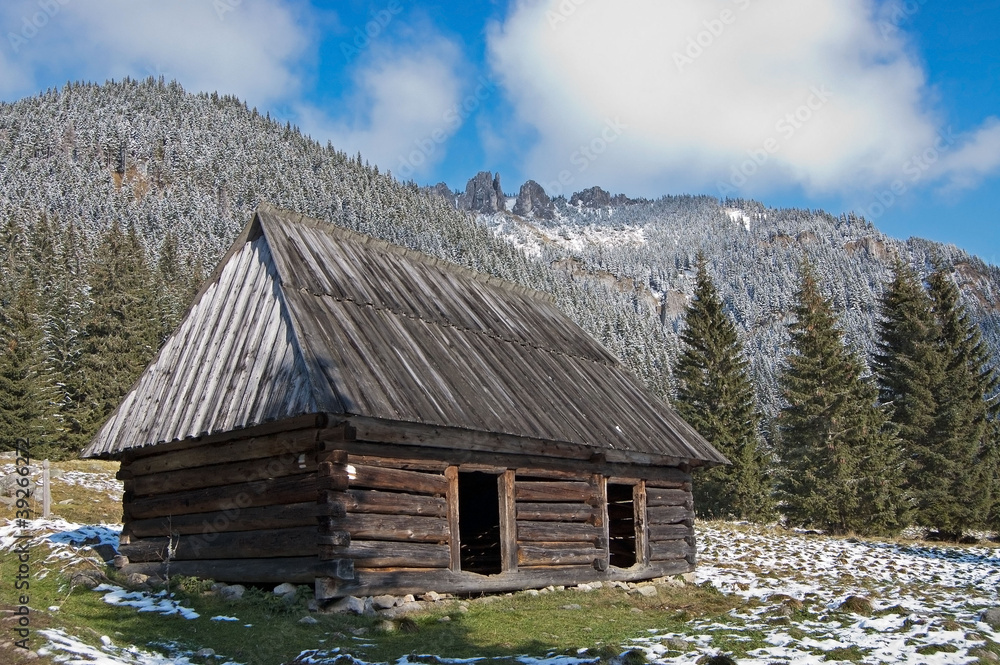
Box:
934;119;1000;193
487;0;998;199
299;37;465;180
0;0;309;106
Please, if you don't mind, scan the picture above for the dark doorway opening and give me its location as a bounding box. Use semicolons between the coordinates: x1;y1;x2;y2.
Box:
608;483;637;567
458;472;502;575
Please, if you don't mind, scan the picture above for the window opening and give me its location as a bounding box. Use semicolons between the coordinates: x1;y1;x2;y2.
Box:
607;483;637;567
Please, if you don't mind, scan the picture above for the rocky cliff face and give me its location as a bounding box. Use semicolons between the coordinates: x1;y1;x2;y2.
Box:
458;171;505;214
512;179;555;220
570;186;612;209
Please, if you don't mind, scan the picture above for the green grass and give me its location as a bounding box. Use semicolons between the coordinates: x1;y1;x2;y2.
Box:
0;545;743;665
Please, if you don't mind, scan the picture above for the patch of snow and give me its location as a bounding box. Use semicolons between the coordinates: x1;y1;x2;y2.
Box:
39;628;207;665
724;208;752;232
210;615;241;622
96;584;200;620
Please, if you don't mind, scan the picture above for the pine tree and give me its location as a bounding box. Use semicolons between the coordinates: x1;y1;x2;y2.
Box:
675;255;773;521
777;260;908;535
0;279;48;452
873;259;941;453
922;267;999;537
78;221;161;439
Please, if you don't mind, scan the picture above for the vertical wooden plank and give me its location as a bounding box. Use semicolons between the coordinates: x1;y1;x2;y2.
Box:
594;474;610;568
498;469;517;573
445;466;460;572
634;480;648;566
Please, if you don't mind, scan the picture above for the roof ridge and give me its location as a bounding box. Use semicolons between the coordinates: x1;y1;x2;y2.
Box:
254;202;556;305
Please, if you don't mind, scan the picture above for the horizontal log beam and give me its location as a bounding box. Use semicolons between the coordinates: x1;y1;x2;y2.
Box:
517;520;602;543
517;544;604;567
646;488;692;507
647;523;693;541
321;513;449;543
319;489;447;517
128;473;317;520
515;502;593;522
649;539;697;562
119;526;318;562
127;501;325;538
515;481;593;503
647;505;695;524
131;453;319;496
320;540;450;568
122;555;354;584
122;427;324;477
350;464;448;495
315;559;692;599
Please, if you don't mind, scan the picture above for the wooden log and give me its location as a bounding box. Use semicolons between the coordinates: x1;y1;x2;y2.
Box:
315;558;692;599
634;480;648;566
321;540;450;568
316;531;351;547
127;501;322;538
131;453;319;496
645;478;693;491
648;523;692;540
515;502;593;522
318;489;447;517
326;437;696;484
647;505;695;524
517;520;601;543
514;481;593;503
123;429;323;477
322;513;449;543
128;473;317;519
123;555;354;585
646;488;692;507
445;466;460;572
595;474;610;565
119;526;318;562
350;464;448;495
317;462;349;491
118;414;328;465
346;454;449;472
649;539;697;561
517;543;603;566
499;470;517;573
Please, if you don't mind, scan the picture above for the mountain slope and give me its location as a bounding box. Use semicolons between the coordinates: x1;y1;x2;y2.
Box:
0;78;997;450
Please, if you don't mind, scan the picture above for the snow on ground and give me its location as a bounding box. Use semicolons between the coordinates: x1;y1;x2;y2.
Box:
6;518;998;664
627;522;998;664
0;461;124;500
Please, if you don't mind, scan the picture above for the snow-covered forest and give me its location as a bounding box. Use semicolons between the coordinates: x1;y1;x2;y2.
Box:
1;77;998;455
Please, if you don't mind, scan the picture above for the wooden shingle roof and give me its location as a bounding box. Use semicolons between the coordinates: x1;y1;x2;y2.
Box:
83;204;726;466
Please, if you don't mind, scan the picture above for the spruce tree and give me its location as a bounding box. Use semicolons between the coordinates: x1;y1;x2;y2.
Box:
923;267;999;537
675;255;773;521
78;221;161;439
777;260;908;535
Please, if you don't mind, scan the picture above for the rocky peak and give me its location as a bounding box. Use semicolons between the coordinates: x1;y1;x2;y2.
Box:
570;186;612;209
512;180;555;220
458;171;504;214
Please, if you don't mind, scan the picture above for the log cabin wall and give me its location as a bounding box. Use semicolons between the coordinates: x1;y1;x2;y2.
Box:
645;476;696;567
513;474;607;570
114;427;351;584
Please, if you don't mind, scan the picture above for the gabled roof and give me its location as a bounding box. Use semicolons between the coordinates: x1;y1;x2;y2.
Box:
83;204;726;466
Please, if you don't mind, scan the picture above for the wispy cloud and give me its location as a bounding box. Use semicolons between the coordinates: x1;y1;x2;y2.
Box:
1;0;311;106
488;0;1000;199
296;36;465;179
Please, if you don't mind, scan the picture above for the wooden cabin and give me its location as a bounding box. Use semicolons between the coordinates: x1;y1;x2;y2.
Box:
82;203;727;600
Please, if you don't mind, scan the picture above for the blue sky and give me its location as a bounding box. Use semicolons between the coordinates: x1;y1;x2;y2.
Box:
1;0;998;264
